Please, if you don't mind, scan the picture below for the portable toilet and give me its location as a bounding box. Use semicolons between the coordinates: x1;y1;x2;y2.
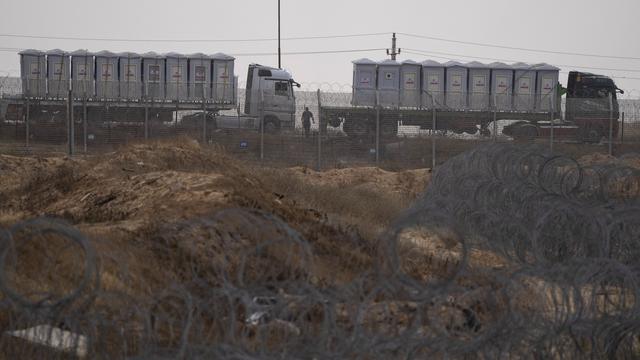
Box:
95;50;119;99
533;63;560;112
400;60;421;108
377;59;400;108
142;52;165;100
70;49;94;99
444;61;468;109
165;52;188;101
212;53;235;103
513;62;536;111
118;52;142;100
188;53;212;101
46;49;70;98
467;61;490;110
352;58;377;106
421;60;445;109
489;62;513;111
19;49;46;98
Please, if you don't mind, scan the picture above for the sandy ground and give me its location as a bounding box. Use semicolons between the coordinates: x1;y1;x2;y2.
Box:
0;139;433;291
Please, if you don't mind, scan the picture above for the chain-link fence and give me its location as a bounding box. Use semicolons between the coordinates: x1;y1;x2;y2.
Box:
1;84;639;168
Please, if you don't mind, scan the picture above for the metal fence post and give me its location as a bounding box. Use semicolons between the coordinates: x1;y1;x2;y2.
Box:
316;89;322;171
432;96;436;169
375;106;380;165
608;92;614;156
83;99;87;153
621;112;625;145
25;98;29;147
202;101;207;144
260;90;264;161
67;89;74;156
549;97;554;154
492;93;497;142
144;104;149;140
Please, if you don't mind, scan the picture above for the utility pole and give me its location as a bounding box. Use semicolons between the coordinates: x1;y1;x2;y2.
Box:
386;32;401;60
278;0;282;69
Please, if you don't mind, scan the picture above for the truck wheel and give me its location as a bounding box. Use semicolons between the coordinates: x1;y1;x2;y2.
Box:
513;124;538;141
583;128;602;143
380;120;398;137
261;116;281;134
344;119;370;137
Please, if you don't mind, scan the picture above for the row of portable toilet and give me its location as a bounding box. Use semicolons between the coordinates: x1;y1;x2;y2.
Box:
19;49;236;102
352;59;560;112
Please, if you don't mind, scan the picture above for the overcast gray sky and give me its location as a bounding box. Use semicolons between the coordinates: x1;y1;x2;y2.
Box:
2;0;640;96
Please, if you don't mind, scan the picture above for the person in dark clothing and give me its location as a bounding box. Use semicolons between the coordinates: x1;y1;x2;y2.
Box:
301;107;315;138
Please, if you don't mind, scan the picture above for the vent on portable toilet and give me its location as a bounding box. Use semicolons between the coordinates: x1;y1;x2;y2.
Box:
95;50;119;100
46;49;70;99
142;52;165;100
19;49;46;98
444;61;468;109
466;61;490;111
70;49;95;99
421;60;445;109
352;58;377;107
489;62;513;111
400;60;421;108
377;59;401;108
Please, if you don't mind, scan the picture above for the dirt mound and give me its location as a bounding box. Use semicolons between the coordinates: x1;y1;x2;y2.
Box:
290;166;430;199
578;152;640;169
0;140;385;289
91;138;243;177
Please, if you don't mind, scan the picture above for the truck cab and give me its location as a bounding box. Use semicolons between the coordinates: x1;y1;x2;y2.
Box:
244;64;299;132
566;71;623;140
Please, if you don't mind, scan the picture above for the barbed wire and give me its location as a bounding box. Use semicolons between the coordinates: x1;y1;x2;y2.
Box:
0;144;639;358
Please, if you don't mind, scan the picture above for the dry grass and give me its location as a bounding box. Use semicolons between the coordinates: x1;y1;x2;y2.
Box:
255;166;429;241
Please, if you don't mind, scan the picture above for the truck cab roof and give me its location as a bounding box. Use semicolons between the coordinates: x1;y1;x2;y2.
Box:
249;64;293;81
568;71;621;96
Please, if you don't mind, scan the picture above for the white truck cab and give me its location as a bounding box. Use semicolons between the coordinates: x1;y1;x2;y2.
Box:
244;64;299;132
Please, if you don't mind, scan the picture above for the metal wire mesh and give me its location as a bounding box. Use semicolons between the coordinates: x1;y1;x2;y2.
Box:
0;143;639;358
1;83;640;166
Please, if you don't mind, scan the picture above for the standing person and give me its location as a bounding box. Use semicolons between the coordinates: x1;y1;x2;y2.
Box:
301;107;315;138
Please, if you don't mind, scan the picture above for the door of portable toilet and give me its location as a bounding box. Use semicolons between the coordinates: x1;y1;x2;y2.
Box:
46;49;70;98
95;51;119;99
513;63;536;111
188;53;212;101
377;60;400;108
71;50;94;99
445;61;468;109
165;53;188;101
400;60;421;108
533;63;560;112
212;53;235;103
489;62;513;111
467;61;490;110
352;58;377;107
142;52;165;100
19;49;46;98
421;60;445;109
118;52;142;100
